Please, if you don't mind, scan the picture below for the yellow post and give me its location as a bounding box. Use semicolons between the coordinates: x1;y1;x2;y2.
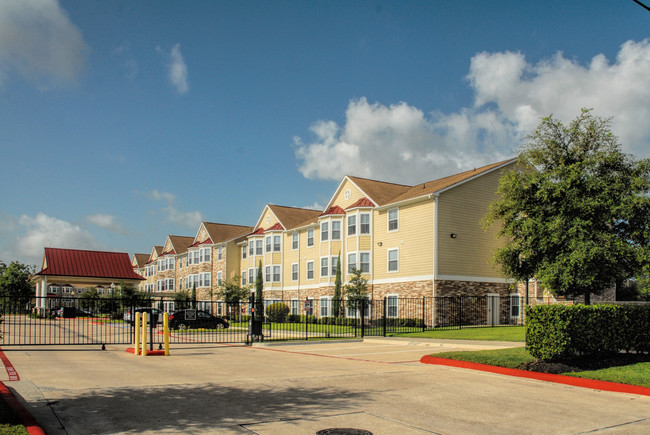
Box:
141;311;148;356
134;312;141;356
163;312;170;356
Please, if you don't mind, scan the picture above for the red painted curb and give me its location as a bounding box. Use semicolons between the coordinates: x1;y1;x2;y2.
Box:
0;381;46;435
126;347;166;356
420;355;650;396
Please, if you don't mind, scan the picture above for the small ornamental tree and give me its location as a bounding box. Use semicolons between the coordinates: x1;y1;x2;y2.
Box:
173;290;191;310
485;109;650;304
333;252;342;317
344;267;368;316
216;275;249;320
266;302;290;323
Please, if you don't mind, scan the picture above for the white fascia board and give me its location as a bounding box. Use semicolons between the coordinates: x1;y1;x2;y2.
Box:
324;176;379;211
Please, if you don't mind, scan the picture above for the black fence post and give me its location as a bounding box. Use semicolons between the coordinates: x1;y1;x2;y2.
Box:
458;296;463;330
360;299;365;338
382;296;387;337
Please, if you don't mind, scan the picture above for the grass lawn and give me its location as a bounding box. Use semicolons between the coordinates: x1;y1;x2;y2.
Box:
393;326;526;342
433;347;650;388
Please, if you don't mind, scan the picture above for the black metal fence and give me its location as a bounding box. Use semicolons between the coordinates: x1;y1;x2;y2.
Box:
0;294;540;347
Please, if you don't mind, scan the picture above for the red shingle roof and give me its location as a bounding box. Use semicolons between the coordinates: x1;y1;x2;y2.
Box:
265;223;285;231
36;248;145;280
320;205;346;216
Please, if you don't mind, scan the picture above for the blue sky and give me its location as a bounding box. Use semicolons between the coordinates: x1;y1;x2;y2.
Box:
1;0;649;266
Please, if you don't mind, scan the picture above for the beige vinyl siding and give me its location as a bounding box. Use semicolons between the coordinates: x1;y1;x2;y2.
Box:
330;179;369;210
437;166;507;278
259;209;280;229
374;201;434;280
359;236;372;251
225;241;240;281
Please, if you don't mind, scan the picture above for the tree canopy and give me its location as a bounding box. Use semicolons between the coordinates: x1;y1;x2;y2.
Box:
485;109;650;304
0;261;34;303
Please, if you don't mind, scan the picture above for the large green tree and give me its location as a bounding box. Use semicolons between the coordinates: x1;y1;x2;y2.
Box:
0;261;34;304
485;109;650;304
216;275;249;319
255;260;264;316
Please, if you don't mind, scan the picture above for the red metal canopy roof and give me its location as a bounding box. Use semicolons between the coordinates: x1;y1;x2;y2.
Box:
36;248;145;280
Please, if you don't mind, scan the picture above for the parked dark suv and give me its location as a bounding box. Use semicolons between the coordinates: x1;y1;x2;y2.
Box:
123;307;163;325
168;310;228;330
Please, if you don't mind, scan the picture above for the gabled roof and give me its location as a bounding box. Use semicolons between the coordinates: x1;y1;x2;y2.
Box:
259;205;322;231
345;197;374;210
265;222;284;232
345;176;411;207
36;248;145;280
388;159;516;204
201;222;254;244
145;246;163;265
320;205;346;217
160;235;194;256
132;254;149;268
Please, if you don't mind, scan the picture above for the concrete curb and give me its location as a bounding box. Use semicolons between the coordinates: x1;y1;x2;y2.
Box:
420;355;650;396
0;381;46;435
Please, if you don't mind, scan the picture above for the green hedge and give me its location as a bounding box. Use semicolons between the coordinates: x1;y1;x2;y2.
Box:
526;304;650;361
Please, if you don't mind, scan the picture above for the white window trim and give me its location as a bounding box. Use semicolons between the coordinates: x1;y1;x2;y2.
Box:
388;208;399;232
331;219;342;240
387;294;399;318
320;256;329;278
291;263;299;281
321;221;329;242
320;296;332;317
510;293;521;318
360;212;371;234
273;235;281;252
359;251;371;274
387;248;399;273
307;229;314;247
306;260;314;280
292;233;299;250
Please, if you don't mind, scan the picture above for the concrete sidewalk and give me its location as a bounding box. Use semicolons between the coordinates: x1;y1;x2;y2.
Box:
1;338;649;434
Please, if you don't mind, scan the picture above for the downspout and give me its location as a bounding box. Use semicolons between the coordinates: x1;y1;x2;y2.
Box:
432;193;439;327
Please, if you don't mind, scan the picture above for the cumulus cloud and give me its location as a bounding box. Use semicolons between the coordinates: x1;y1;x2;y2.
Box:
85;214;127;235
295;39;650;184
301;202;324;211
147;190;203;228
13;213;101;265
157;43;189;94
0;0;89;88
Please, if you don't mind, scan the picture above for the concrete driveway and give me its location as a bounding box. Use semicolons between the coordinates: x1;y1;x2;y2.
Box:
1;338;649;434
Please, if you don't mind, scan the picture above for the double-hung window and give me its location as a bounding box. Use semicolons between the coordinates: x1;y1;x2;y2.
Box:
291;263;299;281
388;208;398;232
218;246;223;261
273;235;281;252
331;221;341;240
248;241;254;257
167;278;174;291
360;213;370;234
347;253;357;273
388;249;399;272
330;255;338;276
360;252;370;273
320;297;331;317
321;222;329;241
248;269;254;285
167;257;175;270
291;300;299;315
265;266;271;283
387;295;398;318
242;274;247;286
255;240;263;255
273;265;281;282
217;271;222;286
307;229;314;247
265;236;272;253
321;257;329;277
348;215;356;236
292;233;299;250
242;246;247;259
307;261;314;279
510;294;521;319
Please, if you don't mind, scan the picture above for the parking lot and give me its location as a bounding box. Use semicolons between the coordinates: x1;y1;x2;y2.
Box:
1;338;649;434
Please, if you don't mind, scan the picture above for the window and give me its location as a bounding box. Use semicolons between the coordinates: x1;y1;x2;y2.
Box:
242;246;247;259
360;252;370;273
331;255;338;276
321;222;329;241
388;208;398;231
387;295;398;318
218;246;223;261
265;236;271;253
273;235;281;252
307;229;314;247
248;241;254;256
168;257;175;270
347;253;357;273
307;261;314;280
178;278;183;290
320;297;331;317
388;249;399;272
242;274;247;286
200;247;211;263
321;257;329;277
292;233;299;250
332;221;341;240
291;263;298;281
178;257;183;269
256;240;263;255
273;265;281;282
291;299;299;315
265;266;271;283
348;215;356;236
360;213;370;234
199;272;211;288
248;269;254;285
217;271;222;286
510;294;521;318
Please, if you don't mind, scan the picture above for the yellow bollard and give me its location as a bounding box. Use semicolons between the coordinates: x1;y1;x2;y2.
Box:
141;312;148;356
163;312;170;356
134;312;141;356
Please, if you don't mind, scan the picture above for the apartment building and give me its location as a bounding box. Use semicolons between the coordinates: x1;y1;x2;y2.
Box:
238;159;519;311
141;246;163;293
154;235;194;296
131;253;149;291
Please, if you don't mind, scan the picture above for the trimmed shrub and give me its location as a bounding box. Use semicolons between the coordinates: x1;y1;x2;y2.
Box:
526;304;650;361
266;302;290;323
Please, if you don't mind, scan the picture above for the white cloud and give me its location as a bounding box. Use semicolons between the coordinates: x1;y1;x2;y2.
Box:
147;190;203;228
11;213;101;265
0;0;89;88
157;43;189;94
85;214;127;235
295;39;650;184
301;202;324;211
